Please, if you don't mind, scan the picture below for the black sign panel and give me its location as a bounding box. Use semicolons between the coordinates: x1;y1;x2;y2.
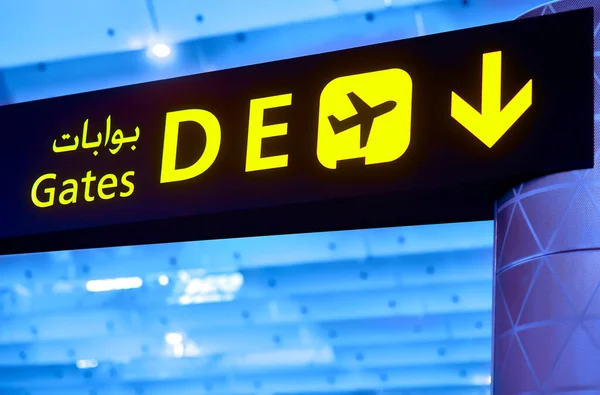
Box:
0;9;594;254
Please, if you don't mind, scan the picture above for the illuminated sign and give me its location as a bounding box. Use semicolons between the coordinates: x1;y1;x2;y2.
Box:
451;51;533;148
33;116;138;208
317;68;413;169
0;9;593;254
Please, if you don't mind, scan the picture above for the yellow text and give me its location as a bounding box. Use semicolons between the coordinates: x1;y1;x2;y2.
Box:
246;93;292;172
31;170;135;208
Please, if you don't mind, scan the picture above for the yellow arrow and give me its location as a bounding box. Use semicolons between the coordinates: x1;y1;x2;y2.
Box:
451;51;533;148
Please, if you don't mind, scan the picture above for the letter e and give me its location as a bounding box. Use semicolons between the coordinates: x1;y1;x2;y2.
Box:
246;93;292;172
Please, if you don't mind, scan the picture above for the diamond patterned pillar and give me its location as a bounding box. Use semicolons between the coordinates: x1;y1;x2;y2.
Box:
494;1;600;393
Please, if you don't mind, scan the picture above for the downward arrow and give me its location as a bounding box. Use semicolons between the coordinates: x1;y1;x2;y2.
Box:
451;51;533;148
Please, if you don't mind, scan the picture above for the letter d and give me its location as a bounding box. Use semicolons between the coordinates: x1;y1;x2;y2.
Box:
160;109;221;184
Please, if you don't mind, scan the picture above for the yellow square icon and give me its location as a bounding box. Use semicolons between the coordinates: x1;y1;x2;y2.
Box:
317;69;413;169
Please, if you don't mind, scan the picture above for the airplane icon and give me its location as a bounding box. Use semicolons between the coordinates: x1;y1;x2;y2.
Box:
317;68;412;169
328;92;397;148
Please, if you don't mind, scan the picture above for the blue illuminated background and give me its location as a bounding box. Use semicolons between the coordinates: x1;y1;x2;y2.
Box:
0;1;552;394
0;223;493;395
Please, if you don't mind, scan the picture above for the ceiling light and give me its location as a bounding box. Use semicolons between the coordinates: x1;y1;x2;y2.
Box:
86;277;143;292
151;43;171;58
178;270;191;282
158;274;169;286
165;332;183;345
76;359;98;369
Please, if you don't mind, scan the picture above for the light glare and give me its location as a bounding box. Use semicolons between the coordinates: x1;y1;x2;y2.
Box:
158;274;169;286
152;43;171;58
165;332;183;345
86;277;143;292
76;359;98;369
472;375;493;385
173;343;184;358
178;270;191;282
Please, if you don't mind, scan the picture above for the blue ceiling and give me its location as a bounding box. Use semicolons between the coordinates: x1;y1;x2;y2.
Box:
0;0;550;104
